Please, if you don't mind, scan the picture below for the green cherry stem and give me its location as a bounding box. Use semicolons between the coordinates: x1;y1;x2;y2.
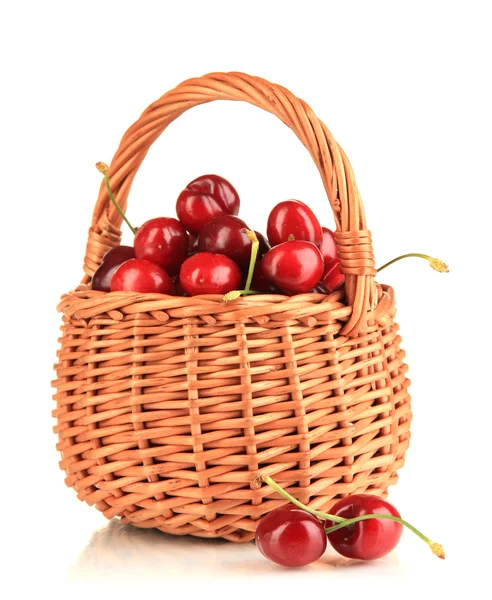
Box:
377;253;449;273
254;475;445;559
96;162;137;235
222;229;260;302
243;229;260;292
324;514;444;559
254;475;344;523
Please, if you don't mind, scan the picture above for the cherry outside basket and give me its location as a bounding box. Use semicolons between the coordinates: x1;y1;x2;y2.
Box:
52;72;411;542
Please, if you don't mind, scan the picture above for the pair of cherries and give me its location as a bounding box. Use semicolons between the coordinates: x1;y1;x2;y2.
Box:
254;476;444;568
91;166;345;297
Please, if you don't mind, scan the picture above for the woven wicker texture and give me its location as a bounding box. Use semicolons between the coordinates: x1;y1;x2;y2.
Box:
52;72;411;542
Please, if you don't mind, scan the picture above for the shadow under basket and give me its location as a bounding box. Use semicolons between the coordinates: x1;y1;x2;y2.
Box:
52;72;412;542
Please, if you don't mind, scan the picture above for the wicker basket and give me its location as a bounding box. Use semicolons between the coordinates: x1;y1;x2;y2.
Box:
52;72;411;542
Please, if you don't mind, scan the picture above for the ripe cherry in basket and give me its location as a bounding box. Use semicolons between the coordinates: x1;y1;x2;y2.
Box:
251;259;281;294
179;252;242;296
254;231;271;257
134;217;188;275
262;240;324;294
188;233;199;255
326;495;403;560
255;504;327;567
198;215;252;269
91;246;135;292
267;200;323;247
322;260;345;293
110;259;176;294
187;174;240;215
176;174;240;235
320;226;338;266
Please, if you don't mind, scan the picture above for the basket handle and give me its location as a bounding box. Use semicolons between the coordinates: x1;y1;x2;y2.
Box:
83;71;378;335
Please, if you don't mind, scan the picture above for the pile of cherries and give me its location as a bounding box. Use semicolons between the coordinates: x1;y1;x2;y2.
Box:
91;168;344;297
253;476;444;567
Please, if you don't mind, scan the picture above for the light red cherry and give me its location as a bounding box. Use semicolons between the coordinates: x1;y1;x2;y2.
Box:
110;259;176;294
134;217;188;275
326;495;403;561
267;200;323;247
320;226;338;266
179;252;242;296
322;260;345;292
262;240;324;295
255;505;327;567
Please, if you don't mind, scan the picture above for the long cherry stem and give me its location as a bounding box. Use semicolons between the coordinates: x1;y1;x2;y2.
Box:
254;475;444;559
255;475;344;523
377;253;449;273
222;229;260;302
96;162;136;235
243;229;259;292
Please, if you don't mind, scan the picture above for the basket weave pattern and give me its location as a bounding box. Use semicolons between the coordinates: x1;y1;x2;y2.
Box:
52;72;411;542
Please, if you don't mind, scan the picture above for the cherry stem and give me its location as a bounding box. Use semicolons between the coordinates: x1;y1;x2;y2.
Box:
242;229;259;293
256;475;444;559
222;230;260;302
96;162;136;235
377;253;449;273
324;514;431;546
256;476;343;523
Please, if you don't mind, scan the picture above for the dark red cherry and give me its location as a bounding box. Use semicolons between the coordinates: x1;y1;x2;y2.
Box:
251;259;281;294
176;174;240;235
326;495;403;561
198;215;251;269
320;226;338;266
255;505;327;567
188;233;199;254
262;240;324;295
173;275;188;296
322;260;345;293
186;174;240;215
110;259;176;294
267;200;323;247
311;282;330;293
134;217;188;275
254;231;271;257
179;252;242;296
91;246;135;292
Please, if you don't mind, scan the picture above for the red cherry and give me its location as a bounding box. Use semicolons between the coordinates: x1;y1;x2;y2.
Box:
176;174;240;235
262;240;324;294
198;215;251;269
173;275;188;296
134;217;188;275
267;200;323;247
326;495;403;561
254;231;271;257
91;246;135;292
251;259;281;293
176;190;226;235
110;259;176;294
322;260;345;293
179;252;242;296
188;233;199;255
320;226;338;266
186;174;240;215
255;505;327;567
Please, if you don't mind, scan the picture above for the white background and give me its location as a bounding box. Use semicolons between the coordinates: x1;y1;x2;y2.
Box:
1;1;491;598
